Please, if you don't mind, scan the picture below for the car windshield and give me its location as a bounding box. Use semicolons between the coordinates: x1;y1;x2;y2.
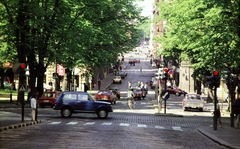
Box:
98;91;111;95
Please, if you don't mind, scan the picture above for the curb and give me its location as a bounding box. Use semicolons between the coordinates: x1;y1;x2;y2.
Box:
154;113;184;117
0;120;41;132
197;128;236;149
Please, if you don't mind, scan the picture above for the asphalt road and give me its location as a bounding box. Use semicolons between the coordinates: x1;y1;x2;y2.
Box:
0;51;229;149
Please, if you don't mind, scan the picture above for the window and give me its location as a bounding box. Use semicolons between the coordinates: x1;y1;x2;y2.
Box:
78;94;88;101
62;94;77;101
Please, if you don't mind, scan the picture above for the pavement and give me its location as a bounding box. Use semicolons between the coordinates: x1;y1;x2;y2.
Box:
0;72;240;149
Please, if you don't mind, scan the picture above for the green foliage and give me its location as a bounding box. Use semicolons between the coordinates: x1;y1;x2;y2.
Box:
0;0;144;70
156;0;240;77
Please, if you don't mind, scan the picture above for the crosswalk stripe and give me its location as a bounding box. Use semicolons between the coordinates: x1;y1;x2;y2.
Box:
83;122;95;125
138;124;147;128
101;122;112;125
67;122;78;125
172;126;183;131
119;123;130;126
48;121;183;131
50;122;61;125
155;126;165;129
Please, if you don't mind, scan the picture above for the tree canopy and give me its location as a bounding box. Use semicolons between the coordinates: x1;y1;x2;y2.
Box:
155;0;240;79
0;0;145;92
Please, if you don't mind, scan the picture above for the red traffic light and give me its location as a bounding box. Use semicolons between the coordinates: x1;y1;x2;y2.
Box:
213;70;219;76
20;63;26;69
164;68;168;73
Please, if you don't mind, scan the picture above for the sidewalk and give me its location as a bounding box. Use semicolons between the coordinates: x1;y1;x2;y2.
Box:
152;98;240;149
1;73;240;149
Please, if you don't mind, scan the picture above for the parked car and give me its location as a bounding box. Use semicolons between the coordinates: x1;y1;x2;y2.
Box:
132;88;142;100
166;86;184;96
110;87;120;99
117;70;127;79
95;90;117;104
38;91;61;108
113;75;122;84
53;91;113;118
182;94;204;112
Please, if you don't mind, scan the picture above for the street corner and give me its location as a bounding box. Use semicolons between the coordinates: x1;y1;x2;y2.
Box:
197;126;240;149
0;120;41;132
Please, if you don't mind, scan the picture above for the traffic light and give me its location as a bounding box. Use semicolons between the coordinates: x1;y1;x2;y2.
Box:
212;70;220;87
12;63;27;74
205;70;220;88
163;68;169;80
205;76;213;87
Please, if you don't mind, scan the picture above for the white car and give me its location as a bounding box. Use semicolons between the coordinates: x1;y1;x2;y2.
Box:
182;94;204;112
113;76;122;84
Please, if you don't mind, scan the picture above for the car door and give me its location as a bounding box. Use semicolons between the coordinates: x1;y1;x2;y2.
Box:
77;93;95;112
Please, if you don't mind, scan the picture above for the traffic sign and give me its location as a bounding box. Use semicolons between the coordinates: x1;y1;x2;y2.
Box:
19;84;27;92
161;91;170;100
168;70;173;75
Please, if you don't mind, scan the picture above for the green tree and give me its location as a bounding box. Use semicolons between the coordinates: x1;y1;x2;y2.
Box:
156;0;240;79
0;0;144;95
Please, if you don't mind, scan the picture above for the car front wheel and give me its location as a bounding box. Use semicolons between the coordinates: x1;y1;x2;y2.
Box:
61;107;72;118
97;108;108;119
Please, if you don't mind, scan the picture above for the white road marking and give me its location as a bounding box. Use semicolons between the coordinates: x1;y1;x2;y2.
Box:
67;122;78;125
172;126;183;131
83;122;95;125
155;126;165;129
50;122;61;125
119;123;130;126
102;122;112;125
138;124;147;128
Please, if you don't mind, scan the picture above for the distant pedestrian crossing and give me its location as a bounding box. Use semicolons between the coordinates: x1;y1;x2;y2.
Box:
47;121;183;131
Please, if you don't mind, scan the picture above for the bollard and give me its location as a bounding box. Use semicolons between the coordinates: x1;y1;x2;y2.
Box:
10;93;12;103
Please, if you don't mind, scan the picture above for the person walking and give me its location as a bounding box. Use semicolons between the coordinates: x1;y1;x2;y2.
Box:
144;82;148;94
30;93;37;122
97;79;101;90
233;98;240;129
216;100;222;127
128;81;132;90
127;89;135;110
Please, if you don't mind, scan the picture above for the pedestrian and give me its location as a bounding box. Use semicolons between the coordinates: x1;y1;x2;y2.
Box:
233;98;240;129
127;89;135;110
140;82;144;89
128;81;132;89
84;83;89;92
144;82;148;94
137;81;141;88
97;79;101;90
214;100;222;127
140;67;142;72
30;93;37;122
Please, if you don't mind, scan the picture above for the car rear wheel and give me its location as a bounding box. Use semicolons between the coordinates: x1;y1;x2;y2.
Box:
61;107;72;118
199;108;203;112
97;108;108;119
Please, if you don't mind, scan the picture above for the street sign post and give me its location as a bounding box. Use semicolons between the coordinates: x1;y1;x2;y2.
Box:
161;91;170;114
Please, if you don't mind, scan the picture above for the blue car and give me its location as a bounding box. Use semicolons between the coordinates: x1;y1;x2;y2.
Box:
53;91;113;118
